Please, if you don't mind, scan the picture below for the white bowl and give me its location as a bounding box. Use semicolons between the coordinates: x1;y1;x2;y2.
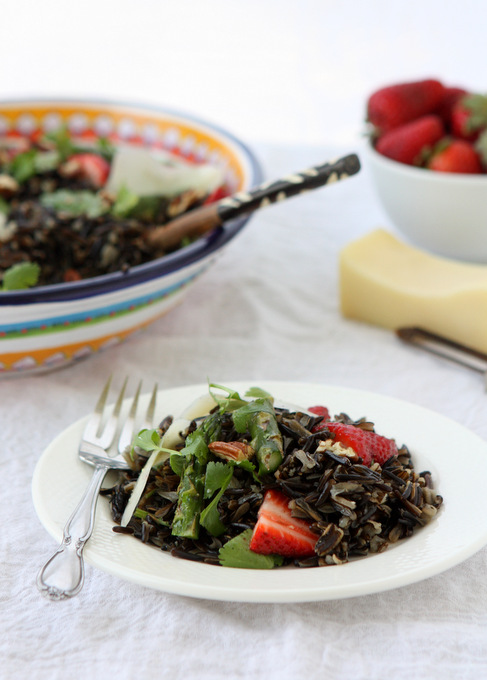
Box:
0;99;262;377
365;141;487;263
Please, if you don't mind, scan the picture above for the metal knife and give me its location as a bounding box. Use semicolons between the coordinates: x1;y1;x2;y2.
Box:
396;327;487;388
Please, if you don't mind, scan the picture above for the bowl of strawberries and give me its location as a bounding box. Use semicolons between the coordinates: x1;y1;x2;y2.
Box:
365;78;487;262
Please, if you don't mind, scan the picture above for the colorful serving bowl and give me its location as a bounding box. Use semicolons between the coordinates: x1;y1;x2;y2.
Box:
0;99;262;377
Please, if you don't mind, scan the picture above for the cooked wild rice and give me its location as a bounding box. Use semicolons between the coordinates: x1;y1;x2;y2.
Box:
102;407;443;568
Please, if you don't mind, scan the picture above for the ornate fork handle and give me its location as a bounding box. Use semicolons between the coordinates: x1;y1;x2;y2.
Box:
36;464;108;601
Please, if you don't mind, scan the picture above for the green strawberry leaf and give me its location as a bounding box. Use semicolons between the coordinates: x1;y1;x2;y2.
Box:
462;94;487;133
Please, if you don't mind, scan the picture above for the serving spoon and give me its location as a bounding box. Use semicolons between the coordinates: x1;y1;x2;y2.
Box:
146;153;361;251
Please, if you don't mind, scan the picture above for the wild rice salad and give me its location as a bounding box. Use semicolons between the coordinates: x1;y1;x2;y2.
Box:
102;384;443;569
0;131;226;289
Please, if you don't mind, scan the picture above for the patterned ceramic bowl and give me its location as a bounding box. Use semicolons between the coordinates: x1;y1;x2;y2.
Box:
0;99;262;377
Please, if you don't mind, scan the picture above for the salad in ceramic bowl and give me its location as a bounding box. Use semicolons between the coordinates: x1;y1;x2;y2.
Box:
0;100;261;376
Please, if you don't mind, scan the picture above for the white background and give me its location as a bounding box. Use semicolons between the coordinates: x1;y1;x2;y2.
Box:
2;0;485;148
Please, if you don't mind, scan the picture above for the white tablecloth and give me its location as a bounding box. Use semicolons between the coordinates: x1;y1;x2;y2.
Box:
2;142;487;680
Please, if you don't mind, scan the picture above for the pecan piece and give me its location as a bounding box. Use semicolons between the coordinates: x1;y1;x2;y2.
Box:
208;441;255;462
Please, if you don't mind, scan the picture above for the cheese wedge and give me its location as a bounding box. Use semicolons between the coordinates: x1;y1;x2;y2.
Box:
340;229;487;354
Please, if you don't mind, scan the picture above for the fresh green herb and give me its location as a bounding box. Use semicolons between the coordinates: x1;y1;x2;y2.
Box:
200;461;234;536
208;383;249;413
0;197;9;215
126;195;162;221
245;386;274;401
134;507;170;527
132;428;175;463
8;148;63;182
1;262;40;291
40;189;109;218
34;150;61;173
218;529;284;569
43;127;77;160
96;136;116;161
111;185;139;218
8;150;38;182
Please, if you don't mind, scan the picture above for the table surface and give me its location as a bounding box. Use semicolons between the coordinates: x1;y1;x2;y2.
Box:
3;1;487;677
2;139;487;679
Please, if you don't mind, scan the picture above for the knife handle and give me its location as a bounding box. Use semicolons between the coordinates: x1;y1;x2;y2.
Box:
396;327;487;373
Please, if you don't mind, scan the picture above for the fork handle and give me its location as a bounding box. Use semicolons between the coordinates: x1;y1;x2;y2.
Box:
36;464;107;600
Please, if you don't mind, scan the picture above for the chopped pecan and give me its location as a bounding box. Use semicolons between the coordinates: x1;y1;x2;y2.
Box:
0;174;19;197
208;441;255;462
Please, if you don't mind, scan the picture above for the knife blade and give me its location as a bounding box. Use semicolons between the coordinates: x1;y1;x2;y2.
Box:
396;327;487;387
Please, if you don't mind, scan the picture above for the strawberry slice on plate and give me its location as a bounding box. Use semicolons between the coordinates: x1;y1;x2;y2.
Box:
325;422;398;466
249;489;317;558
65;152;110;188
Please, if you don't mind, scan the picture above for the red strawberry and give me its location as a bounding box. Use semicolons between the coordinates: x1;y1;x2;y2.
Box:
367;79;445;134
436;87;468;125
324;422;398;466
450;94;487;141
203;185;229;205
428;139;483;174
64;153;110;187
375;114;445;165
308;405;330;427
249;489;317;558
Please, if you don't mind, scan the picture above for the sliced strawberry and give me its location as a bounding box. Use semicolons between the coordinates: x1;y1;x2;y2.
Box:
203;185;229;205
249;489;317;558
324;422;397;466
367;79;445;134
64;153;110;188
308;405;331;432
428;139;483;174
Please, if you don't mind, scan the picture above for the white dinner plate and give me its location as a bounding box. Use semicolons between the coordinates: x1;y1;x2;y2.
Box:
32;380;487;603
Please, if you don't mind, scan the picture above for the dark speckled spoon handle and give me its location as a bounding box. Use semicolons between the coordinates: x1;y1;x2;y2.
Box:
147;153;360;251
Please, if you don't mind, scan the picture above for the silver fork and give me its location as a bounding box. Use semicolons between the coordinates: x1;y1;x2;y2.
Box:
36;377;157;601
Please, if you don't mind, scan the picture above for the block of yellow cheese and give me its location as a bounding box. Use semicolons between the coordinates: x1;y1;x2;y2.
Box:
340;228;487;354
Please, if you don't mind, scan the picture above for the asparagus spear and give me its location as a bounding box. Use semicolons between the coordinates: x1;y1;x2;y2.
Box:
171;412;222;539
232;398;283;476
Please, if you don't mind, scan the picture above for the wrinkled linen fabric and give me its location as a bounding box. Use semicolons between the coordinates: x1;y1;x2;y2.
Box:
2;142;487;680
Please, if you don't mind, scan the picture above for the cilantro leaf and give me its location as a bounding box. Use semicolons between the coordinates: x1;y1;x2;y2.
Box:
208;382;248;413
218;529;284;569
111;185;139;218
9;150;37;182
203;461;234;499
1;262;40;291
0;197;10;215
200;461;234;536
7;149;62;183
96;136;116;160
42;127;77;160
245;386;274;401
34;150;61;173
133;428;163;452
40;189;109;218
